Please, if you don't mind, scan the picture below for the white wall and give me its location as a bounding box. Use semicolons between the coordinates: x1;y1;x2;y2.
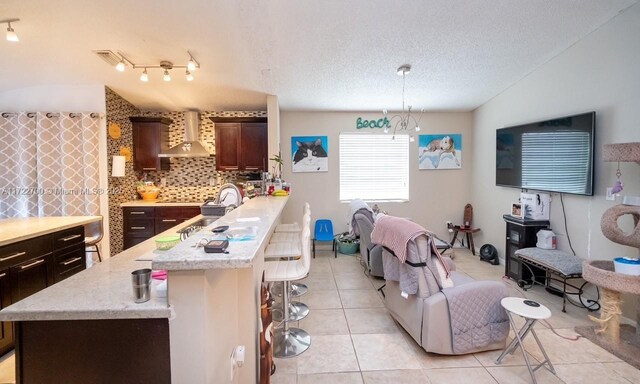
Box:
471;4;640;314
280;111;473;240
0;84;111;259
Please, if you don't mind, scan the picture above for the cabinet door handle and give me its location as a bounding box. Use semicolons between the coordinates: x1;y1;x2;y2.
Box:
0;251;26;262
142;167;156;171
130;211;146;215
162;219;177;222
245;167;259;170
0;273;6;278
21;259;45;270
61;257;82;266
225;167;239;170
131;226;146;230
61;234;82;242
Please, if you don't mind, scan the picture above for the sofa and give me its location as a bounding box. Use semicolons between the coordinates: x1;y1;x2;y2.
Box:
354;211;384;277
383;236;509;355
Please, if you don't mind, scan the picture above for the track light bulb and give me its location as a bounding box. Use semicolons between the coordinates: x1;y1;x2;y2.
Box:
163;70;171;82
187;59;197;71
6;23;18;42
115;60;125;72
185;70;194;82
140;69;149;82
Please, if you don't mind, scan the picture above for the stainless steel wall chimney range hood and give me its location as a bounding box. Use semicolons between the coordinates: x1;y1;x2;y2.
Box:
158;111;211;158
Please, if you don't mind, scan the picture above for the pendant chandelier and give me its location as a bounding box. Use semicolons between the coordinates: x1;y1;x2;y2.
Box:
383;64;424;142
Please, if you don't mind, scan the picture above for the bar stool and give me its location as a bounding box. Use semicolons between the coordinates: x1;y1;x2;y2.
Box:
495;297;555;384
275;202;310;233
265;219;311;320
269;212;311;298
264;227;312;358
85;216;104;263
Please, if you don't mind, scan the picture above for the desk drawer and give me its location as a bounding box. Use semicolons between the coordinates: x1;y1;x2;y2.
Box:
53;226;85;249
0;235;52;270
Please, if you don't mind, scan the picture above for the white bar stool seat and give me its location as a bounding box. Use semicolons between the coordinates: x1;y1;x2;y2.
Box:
275;202;310;233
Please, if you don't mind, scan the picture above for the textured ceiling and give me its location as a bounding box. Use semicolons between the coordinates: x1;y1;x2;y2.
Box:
0;0;637;111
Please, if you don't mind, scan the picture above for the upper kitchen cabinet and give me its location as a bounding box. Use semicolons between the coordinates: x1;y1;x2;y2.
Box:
211;118;268;171
130;117;172;172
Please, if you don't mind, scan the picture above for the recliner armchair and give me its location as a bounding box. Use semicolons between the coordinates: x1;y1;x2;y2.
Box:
354;212;384;277
384;236;509;355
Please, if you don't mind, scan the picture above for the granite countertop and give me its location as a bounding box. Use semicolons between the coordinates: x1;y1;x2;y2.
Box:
121;200;203;207
0;216;102;247
152;196;289;271
0;196;288;321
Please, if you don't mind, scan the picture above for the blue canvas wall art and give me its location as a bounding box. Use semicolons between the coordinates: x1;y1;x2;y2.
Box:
418;134;462;170
291;136;329;173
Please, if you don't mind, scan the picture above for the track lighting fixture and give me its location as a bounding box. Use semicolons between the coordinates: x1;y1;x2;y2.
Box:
100;51;201;82
1;18;20;42
140;68;149;82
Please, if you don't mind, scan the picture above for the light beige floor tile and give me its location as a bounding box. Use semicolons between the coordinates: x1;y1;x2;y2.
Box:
423;367;498;384
0;350;14;384
419;351;483;369
361;369;429;383
273;357;297;374
519;328;620;364
301;290;343;309
296;275;337;291
296;334;360;374
369;277;386;290
352;333;421;371
601;362;640;383
334;272;374;290
299;309;350;335
474;343;540;367
339;290;384;309
486;365;563;384
554;362;632;384
270;372;296;384
344;308;399;334
331;258;365;274
298;372;364;384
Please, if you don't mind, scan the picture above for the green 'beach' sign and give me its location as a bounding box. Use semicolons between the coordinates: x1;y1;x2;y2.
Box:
356;117;390;129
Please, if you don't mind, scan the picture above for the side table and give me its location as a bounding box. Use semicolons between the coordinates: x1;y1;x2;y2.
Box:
495;297;555;384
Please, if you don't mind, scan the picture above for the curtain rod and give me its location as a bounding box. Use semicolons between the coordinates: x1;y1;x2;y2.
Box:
1;112;102;118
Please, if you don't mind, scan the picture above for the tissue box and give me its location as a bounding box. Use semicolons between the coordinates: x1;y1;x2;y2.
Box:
521;193;550;221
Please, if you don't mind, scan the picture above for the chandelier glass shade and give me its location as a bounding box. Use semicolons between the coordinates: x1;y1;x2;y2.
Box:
383;64;424;141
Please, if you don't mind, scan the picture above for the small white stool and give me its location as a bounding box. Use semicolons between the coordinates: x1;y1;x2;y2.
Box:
495;297;555;384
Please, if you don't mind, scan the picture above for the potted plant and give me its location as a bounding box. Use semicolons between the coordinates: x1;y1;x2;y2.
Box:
269;152;284;181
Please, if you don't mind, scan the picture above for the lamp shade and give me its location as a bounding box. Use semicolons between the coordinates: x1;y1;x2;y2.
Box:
603;142;640;163
112;155;126;177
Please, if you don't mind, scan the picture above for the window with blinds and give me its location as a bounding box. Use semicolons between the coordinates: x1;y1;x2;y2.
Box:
339;133;409;201
521;131;591;194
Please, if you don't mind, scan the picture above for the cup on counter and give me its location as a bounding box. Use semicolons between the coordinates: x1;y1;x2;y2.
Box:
131;268;152;303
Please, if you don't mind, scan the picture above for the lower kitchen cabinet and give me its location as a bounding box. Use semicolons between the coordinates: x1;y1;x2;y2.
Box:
0;226;86;356
123;206;200;250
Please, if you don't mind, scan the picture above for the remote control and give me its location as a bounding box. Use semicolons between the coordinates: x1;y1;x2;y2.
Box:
523;300;540;307
211;225;229;233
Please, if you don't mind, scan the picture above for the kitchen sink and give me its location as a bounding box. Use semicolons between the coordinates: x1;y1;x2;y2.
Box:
177;216;222;239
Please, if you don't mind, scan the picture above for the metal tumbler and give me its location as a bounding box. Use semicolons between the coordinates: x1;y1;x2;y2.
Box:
131;268;152;303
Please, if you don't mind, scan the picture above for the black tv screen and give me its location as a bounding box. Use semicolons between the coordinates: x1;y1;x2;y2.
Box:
496;112;595;196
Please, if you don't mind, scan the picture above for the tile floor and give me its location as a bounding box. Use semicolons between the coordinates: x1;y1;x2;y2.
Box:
271;248;640;384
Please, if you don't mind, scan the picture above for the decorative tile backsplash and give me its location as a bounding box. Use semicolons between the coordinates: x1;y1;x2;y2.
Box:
105;88;267;255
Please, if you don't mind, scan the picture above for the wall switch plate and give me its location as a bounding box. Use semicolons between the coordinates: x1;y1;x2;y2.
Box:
606;187;615;201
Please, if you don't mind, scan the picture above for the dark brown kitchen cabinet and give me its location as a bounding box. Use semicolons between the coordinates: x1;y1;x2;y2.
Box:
0;268;13;356
122;206;201;250
212;118;268;171
130;117;172;172
0;226;86;356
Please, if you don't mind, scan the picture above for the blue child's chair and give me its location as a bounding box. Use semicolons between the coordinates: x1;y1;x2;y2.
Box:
313;219;336;258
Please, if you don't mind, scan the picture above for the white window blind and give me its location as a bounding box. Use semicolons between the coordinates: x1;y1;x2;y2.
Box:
521;131;591;194
339;134;409;201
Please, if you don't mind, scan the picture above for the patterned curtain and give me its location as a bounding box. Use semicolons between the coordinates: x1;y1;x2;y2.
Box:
0;112;101;218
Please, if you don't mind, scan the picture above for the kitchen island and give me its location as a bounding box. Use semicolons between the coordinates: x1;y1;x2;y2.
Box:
0;196;289;384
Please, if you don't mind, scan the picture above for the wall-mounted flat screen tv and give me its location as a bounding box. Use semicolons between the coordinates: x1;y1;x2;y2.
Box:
496;112;595;196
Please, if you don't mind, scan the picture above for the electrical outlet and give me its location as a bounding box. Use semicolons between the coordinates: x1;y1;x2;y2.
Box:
606;187;615;201
160;177;167;187
209;177;216;187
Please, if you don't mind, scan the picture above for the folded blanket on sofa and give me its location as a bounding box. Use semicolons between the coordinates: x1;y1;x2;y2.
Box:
442;281;509;354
